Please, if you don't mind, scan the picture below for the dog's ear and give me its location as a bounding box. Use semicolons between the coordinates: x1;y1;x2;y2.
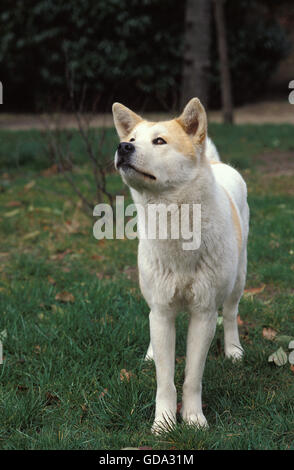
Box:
112;103;143;140
176;98;207;144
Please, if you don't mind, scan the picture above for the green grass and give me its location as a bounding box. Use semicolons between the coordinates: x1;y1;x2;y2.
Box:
0;124;294;450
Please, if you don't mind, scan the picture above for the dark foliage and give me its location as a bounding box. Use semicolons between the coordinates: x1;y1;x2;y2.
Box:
0;0;290;111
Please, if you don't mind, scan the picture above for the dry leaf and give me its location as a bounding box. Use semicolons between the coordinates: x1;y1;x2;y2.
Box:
4;208;20;218
244;284;266;297
237;315;244;326
6;201;21;207
290;365;294;373
41;164;58;177
62;267;71;273
268;347;288;366
91;254;105;261
48;276;56;285
120;369;134;382
45;392;60;406
288;351;294;365
55;291;75;303
262;327;277;341
23;230;40;240
24;180;36;191
98;388;108;399
50;249;72;261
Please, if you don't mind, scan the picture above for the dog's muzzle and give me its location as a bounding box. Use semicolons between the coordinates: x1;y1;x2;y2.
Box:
116;142;135;168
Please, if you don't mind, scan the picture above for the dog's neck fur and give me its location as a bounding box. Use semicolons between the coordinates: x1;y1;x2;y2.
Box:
129;159;221;256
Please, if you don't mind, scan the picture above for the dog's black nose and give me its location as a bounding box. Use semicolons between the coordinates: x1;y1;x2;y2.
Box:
117;142;135;167
118;142;135;156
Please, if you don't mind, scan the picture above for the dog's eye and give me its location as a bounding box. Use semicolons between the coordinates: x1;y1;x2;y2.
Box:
152;137;166;145
129;138;135;142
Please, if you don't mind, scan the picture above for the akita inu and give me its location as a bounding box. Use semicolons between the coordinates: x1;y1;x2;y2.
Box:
112;98;249;433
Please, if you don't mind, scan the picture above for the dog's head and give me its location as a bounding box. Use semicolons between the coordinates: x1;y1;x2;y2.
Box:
112;98;207;192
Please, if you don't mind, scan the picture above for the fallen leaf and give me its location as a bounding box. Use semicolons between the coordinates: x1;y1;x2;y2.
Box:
6;201;21;207
290;365;294;373
45;392;60;406
48;276;56;285
23;230;40;240
262;327;277;341
289;351;294;365
55;291;75;303
62;267;71;273
98;388;108;399
24;180;36;191
120;369;134;382
268;347;288;366
4;208;20;218
50;249;72;261
244;284;266;297
237;315;244;326
41;164;58;177
91;254;105;261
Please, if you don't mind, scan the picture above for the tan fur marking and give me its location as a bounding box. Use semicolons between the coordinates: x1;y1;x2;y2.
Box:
129;119;196;159
162;120;195;159
210;161;223;165
222;187;242;254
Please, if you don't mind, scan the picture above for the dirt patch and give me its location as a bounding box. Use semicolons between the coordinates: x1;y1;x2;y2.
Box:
256;151;294;176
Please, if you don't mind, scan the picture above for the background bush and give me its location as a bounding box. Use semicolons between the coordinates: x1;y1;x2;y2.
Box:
0;0;290;111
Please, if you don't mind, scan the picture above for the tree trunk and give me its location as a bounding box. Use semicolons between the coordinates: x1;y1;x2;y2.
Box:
213;0;234;123
181;0;211;109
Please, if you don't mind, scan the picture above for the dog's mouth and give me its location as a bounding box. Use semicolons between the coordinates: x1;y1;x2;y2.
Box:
119;162;156;180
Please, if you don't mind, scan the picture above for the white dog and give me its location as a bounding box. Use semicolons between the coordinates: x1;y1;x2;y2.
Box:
112;98;249;433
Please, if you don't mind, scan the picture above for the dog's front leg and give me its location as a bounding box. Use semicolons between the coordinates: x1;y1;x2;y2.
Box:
149;308;177;434
181;309;217;428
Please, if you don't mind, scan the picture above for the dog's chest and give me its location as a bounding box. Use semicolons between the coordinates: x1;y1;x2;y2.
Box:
138;240;218;309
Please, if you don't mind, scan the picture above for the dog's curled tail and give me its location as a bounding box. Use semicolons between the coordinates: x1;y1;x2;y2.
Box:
206;137;221;162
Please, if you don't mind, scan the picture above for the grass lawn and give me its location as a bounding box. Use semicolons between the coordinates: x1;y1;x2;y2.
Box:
0;123;293;450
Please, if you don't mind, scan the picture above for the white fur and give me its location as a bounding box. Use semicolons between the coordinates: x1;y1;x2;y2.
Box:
112;99;249;433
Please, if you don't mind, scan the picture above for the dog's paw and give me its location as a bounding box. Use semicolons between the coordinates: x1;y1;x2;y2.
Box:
225;344;244;361
181;412;208;429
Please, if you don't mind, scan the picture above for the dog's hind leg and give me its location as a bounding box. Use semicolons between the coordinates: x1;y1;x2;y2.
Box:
223;250;247;360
